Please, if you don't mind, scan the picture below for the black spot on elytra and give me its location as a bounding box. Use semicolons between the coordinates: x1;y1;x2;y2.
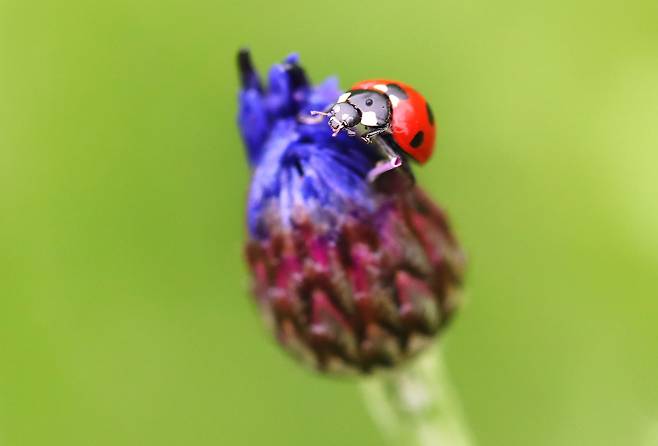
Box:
426;102;434;125
410;131;424;148
386;83;408;99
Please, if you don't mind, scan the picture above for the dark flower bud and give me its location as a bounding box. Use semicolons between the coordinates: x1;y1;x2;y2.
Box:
238;50;464;373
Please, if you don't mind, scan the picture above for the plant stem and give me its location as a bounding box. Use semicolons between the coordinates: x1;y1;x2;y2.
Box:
359;344;474;446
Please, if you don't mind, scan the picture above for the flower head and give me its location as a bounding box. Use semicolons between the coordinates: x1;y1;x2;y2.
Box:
238;50;464;373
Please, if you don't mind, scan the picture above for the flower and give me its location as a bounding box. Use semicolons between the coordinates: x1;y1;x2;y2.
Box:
238;50;464;373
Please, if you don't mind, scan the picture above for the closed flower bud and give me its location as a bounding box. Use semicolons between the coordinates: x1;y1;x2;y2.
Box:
238;50;464;373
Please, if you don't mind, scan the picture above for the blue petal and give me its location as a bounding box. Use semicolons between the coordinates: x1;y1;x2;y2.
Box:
238;89;269;166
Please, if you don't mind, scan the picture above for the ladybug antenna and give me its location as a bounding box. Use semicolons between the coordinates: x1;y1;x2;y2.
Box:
298;109;330;125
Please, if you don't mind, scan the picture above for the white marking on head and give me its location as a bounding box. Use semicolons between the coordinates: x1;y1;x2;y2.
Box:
337;92;351;103
389;94;400;108
373;84;388;92
361;111;378;126
332;104;340;113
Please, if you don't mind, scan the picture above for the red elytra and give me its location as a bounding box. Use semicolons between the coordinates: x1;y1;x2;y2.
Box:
350;79;436;164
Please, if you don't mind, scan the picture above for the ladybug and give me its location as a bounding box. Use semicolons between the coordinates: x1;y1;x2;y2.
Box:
310;79;436;181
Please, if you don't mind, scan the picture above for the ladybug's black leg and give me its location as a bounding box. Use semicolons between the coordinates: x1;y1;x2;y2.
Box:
399;153;416;185
367;158;403;182
361;126;391;144
366;135;404;182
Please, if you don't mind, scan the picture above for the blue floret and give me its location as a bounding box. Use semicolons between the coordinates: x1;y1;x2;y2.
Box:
237;51;381;239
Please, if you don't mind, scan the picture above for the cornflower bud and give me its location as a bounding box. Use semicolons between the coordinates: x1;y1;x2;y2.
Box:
238;50;464;373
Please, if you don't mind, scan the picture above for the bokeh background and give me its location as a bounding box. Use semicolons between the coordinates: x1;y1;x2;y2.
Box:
1;0;657;445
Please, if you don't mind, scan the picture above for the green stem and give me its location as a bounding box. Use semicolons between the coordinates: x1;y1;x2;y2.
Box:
359;344;474;446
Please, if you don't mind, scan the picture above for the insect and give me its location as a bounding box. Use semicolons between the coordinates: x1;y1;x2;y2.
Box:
309;79;436;181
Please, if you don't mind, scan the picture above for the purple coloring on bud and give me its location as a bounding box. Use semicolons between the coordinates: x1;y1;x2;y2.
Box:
237;50;465;373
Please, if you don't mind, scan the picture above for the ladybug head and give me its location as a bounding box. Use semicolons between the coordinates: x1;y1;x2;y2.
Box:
327;102;361;136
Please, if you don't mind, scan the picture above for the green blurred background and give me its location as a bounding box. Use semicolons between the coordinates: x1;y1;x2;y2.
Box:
1;0;657;445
